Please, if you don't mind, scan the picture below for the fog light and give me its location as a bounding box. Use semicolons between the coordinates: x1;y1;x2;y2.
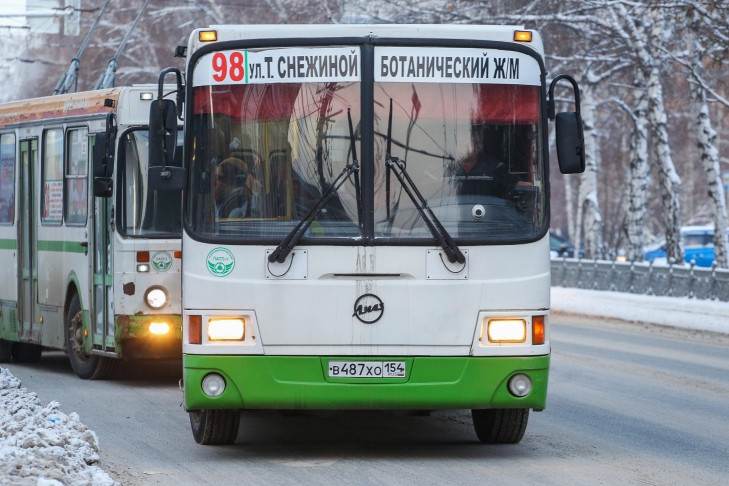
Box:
508;373;532;397
149;322;170;335
201;373;226;397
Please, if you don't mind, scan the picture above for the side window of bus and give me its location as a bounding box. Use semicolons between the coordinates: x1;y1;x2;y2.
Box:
0;133;15;225
42;129;63;225
64;128;88;226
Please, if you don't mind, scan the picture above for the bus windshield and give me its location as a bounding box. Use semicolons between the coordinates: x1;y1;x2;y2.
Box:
186;45;545;244
119;129;182;237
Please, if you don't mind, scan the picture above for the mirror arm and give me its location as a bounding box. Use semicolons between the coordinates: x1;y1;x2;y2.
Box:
158;67;185;120
548;74;581;121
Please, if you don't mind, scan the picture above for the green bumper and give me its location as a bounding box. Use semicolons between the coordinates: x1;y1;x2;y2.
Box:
183;354;549;411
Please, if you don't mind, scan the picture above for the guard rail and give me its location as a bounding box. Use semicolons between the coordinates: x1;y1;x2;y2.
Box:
550;258;729;302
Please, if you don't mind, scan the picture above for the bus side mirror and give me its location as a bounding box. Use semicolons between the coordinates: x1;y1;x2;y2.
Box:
555;112;585;174
149;99;177;167
548;74;585;175
93;113;116;198
149;67;186;191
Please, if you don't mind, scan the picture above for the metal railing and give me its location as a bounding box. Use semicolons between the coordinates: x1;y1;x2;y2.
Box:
551;258;729;302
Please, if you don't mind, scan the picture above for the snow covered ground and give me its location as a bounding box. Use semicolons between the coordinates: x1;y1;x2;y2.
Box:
1;287;728;484
0;368;114;485
551;287;729;334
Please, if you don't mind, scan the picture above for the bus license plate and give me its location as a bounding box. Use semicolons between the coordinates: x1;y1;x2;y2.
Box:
328;361;406;378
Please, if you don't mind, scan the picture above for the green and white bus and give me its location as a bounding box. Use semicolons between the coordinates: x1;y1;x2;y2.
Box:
0;86;182;379
150;24;584;444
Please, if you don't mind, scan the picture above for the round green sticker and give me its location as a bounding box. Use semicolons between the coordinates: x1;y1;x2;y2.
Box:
151;251;172;272
207;247;235;277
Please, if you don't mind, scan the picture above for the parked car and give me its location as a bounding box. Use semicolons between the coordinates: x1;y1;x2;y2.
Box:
550;231;579;258
643;226;729;267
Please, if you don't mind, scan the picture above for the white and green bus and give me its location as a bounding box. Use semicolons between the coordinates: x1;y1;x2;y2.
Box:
0;86;183;379
150;24;584;444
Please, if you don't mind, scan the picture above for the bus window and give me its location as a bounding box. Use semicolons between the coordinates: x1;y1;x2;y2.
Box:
119;129;182;237
0;133;15;224
188;82;361;239
373;82;543;241
42;129;63;225
64;128;88;226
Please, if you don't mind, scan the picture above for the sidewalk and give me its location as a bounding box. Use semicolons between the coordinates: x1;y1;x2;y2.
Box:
550;287;729;335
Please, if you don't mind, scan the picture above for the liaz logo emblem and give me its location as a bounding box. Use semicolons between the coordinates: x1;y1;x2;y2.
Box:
353;293;384;324
151;251;172;272
207;247;235;277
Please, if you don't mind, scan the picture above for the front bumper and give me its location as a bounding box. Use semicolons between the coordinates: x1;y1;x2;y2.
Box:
183;354;549;411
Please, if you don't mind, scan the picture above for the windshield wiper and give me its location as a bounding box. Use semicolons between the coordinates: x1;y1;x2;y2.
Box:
385;99;465;264
268;110;360;264
348;109;363;227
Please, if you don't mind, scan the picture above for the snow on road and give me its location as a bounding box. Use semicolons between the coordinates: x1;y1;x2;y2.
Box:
0;368;114;486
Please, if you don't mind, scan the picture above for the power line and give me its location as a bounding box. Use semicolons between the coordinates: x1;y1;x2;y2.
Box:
94;0;151;89
53;0;113;95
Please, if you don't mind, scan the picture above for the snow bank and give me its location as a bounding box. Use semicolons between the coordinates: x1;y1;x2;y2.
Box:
551;287;729;334
0;368;114;486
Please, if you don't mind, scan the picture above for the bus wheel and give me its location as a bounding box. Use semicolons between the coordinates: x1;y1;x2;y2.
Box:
189;410;240;445
471;408;529;444
0;339;14;362
11;342;42;363
66;294;117;380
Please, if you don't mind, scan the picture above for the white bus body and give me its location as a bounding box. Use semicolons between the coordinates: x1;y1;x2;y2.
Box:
0;86;182;379
150;24;584;444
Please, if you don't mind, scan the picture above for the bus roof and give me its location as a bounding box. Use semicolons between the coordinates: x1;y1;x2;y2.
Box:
0;88;121;129
190;24;544;55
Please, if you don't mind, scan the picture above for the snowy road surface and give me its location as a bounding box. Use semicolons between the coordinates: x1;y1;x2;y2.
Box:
2;288;728;484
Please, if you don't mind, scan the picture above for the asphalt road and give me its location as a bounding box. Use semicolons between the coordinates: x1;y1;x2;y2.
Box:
5;316;729;485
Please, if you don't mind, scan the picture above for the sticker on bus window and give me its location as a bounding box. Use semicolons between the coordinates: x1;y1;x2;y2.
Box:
193;47;361;87
374;47;541;85
43;180;63;223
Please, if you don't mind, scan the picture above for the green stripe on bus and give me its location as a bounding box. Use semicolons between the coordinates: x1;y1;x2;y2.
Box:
37;240;88;253
0;239;17;250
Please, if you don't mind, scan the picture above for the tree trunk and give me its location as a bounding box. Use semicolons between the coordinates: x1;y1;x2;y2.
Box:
647;11;683;264
577;82;602;259
688;34;728;268
624;81;650;262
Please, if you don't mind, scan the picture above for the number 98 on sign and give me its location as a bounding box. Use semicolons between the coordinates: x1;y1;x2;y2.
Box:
212;51;246;83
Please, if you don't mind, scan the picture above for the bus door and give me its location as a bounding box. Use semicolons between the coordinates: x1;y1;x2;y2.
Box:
91;137;114;352
18;139;38;341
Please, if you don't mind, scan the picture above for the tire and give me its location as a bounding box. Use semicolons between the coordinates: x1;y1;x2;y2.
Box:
0;339;14;362
11;342;43;363
66;294;118;380
189;410;240;445
471;408;529;444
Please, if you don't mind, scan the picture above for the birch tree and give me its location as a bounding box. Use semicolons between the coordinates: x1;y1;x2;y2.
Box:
618;81;650;262
686;33;728;267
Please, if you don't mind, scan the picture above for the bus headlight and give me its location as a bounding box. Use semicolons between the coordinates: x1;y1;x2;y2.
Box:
485;319;527;343
207;318;245;341
145;287;167;309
